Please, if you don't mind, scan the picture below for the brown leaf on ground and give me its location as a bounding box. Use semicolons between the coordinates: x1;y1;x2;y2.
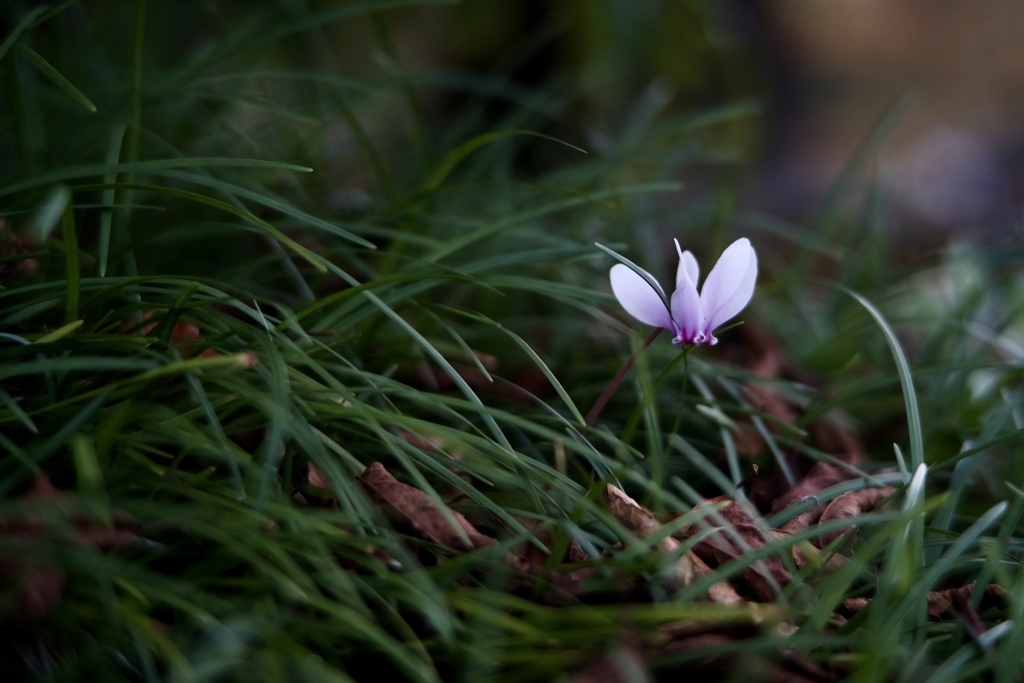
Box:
773;463;849;535
19;474;139;549
698;552;746;605
0;474;138;623
505;555;592;604
928;586;986;640
843;584;1007;634
683;497;792;602
605;485;744;603
926;584;1006;618
777;649;836;683
307;462;331;490
605;484;698;588
0;220;40;282
764;529;847;573
167;319;218;358
841;597;869;615
691;522;792;602
572;638;649;683
358;462;496;551
504;518;595;603
300;462;342;508
510;517;588;571
927;584;1008;642
815;487;896;547
122;311;218;358
605;484;672;541
656;620;834;682
771;463;847;517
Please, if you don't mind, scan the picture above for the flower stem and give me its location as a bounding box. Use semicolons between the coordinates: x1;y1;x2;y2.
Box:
586;328;663;426
622;344;691;444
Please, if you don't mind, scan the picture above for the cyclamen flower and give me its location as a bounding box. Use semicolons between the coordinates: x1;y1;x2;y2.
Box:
610;237;757;346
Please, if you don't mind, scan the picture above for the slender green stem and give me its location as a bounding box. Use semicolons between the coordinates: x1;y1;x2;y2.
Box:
112;0;146;279
668;348;690;437
61;200;79;324
585;328;662;426
622;343;691;443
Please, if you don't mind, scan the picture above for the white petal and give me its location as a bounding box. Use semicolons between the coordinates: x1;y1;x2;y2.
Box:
699;237;758;335
670;278;704;344
610;264;672;330
674;239;700;289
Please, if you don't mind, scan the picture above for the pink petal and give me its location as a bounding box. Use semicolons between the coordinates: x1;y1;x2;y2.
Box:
699;238;757;338
609;264;673;330
674;239;700;289
670;278;705;344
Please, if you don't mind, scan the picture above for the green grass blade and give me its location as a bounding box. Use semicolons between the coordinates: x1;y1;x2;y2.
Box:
61;199;80;323
99;124;127;276
14;43;96;112
0;6;49;65
0;158;313;198
443;306;586;426
843;286;925;472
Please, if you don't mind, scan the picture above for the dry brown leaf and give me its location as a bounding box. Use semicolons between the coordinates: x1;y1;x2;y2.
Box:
502;518;595;603
772;463;847;517
453;514;592;604
605;485;744;603
301;462;344;508
358;462;495;551
605;484;697;587
683;497;792;602
765;529;846;573
841;597;869;615
0;221;39;282
927;586;986;639
927;584;1007;624
843;584;1006;632
657;620;834;682
816;486;896;547
605;485;672;541
510;517;588;571
307;462;331;490
774;463;849;535
122;311;218;358
0;474;138;623
571;638;648;683
693;523;792;602
18;474;139;549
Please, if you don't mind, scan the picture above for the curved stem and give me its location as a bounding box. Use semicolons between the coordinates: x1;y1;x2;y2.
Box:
586;328;662;426
623;343;691;443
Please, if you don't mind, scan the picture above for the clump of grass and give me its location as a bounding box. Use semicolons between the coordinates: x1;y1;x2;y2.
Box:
1;2;1022;681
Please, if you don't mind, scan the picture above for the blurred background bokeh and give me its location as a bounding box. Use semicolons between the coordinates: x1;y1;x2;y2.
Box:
10;0;1024;250
311;0;1024;242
